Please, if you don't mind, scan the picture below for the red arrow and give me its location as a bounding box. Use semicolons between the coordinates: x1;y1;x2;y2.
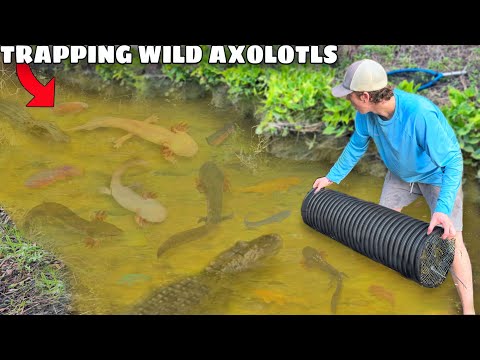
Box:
16;64;55;107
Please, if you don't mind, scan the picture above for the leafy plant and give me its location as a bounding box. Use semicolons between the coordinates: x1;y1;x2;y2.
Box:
191;62;225;89
395;79;421;93
221;65;267;102
95;48;144;89
255;65;335;135
322;94;356;137
190;46;228;90
441;86;480;176
161;64;196;84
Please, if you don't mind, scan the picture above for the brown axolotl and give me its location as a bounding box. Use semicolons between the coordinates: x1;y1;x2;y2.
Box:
156;161;232;258
23;202;123;248
66;116;198;163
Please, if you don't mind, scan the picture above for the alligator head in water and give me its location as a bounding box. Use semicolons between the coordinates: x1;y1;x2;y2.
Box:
203;233;283;276
131;233;283;315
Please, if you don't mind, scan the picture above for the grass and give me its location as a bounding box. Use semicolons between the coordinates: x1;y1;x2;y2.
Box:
0;211;71;315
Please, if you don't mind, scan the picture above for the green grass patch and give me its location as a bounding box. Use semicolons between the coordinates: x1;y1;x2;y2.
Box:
0;221;70;315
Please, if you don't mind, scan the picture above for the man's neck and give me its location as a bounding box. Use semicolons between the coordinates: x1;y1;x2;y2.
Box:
373;96;396;120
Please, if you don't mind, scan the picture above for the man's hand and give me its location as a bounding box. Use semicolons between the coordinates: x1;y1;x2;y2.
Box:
312;177;333;194
427;212;456;240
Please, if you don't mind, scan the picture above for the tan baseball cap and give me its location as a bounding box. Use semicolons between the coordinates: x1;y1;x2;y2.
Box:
332;59;388;98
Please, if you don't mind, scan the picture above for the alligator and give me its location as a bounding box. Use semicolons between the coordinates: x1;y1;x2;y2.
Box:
23;202;123;247
66;116;198;163
0;99;70;142
302;246;347;314
132;233;283;314
156;161;231;258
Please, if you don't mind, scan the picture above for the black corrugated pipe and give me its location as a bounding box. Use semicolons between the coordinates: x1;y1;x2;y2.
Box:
301;188;455;288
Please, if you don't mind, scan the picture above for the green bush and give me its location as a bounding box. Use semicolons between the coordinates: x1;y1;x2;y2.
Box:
221;65;267;102
161;64;196;84
395;79;421;93
322;95;356;137
191;62;225;90
255;65;337;135
441;86;480;178
95;48;144;89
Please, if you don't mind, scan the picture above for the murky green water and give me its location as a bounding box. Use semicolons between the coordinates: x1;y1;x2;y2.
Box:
1;88;479;315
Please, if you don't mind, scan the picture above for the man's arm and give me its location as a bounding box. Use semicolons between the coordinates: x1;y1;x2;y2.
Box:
325;116;371;184
417;112;463;216
416;111;463;239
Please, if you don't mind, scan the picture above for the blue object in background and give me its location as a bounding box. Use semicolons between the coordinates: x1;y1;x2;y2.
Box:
387;68;467;91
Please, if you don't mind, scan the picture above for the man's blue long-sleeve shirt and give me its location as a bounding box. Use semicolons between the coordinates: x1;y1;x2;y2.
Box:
326;89;463;216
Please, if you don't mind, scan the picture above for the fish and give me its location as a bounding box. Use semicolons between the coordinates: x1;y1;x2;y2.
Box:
66;117;198;163
52;102;89;115
131;233;283;315
302;246;347;314
253;289;308;306
23;202;123;247
244;210;291;229
100;159;167;226
254;289;288;305
237;176;301;193
206;123;235;146
0;99;70;142
368;285;395;307
156;161;231;258
156;223;217;258
25;165;83;189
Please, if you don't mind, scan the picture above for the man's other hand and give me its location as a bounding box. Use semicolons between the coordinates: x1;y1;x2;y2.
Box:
427;212;456;240
312;177;333;194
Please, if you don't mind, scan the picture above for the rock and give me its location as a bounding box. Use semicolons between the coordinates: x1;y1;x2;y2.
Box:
138;74;174;98
171;80;206;101
268;133;348;162
210;85;233;109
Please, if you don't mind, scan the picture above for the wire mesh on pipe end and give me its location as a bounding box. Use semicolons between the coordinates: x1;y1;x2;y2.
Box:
419;235;455;288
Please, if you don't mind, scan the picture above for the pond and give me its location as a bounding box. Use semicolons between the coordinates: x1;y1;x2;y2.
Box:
1;89;479;315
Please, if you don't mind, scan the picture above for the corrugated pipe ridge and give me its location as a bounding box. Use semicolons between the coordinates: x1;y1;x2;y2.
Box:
301;188;455;288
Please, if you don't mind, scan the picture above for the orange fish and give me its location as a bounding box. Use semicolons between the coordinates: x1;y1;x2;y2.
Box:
25;165;83;188
52;102;88;115
253;289;306;306
237;177;301;193
368;285;395;306
254;289;287;305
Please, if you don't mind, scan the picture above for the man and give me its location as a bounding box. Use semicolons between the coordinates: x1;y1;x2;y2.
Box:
312;59;475;315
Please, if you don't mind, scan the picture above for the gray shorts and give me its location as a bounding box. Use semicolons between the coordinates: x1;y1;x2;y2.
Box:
379;171;463;231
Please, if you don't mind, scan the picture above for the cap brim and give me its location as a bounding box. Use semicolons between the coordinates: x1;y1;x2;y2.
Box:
331;84;353;98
